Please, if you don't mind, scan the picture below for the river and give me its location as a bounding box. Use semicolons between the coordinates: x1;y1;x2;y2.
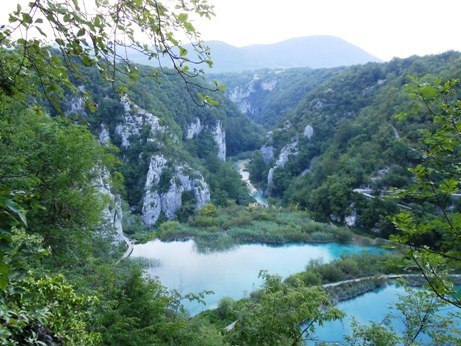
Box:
235;159;268;206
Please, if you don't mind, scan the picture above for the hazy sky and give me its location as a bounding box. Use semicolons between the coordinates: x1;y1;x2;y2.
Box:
195;0;461;61
2;0;460;61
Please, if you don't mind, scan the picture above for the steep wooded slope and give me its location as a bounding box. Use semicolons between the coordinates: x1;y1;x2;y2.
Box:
242;52;461;235
60;65;264;229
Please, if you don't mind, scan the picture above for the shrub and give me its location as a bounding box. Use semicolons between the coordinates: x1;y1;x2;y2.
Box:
193;215;220;228
336;228;353;243
216;297;234;319
309;231;333;242
318;263;345;283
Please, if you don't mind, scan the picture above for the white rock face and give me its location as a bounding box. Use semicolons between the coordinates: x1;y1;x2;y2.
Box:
186;117;203;139
94;168;123;242
303;124;314;139
344;203;357;227
266;168;276;192
115;95;166;148
212;121;226;161
275;140;298;168
228;74;277;114
261;145;275;165
99;123;111;144
142;155;167;225
229;80;256;114
261;79;277;91
236;100;255;114
345;210;357;227
68;97;85;115
265;140;299;195
142;155;210;225
65;85;86;116
186;119;226;161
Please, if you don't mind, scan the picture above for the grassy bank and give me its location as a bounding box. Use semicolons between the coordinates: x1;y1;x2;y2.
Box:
154;205;355;251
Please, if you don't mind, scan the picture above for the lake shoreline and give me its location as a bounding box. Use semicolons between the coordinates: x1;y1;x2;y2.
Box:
152;206;364;253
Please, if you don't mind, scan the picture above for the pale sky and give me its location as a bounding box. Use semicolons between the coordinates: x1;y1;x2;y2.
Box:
195;0;461;61
1;0;460;61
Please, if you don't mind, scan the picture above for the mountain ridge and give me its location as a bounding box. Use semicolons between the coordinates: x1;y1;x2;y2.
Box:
128;35;382;73
202;36;383;72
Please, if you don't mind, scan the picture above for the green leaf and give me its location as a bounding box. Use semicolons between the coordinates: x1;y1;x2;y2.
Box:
81;55;94;67
179;46;188;57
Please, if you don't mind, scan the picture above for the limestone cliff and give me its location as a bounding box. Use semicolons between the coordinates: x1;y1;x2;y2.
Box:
142;155;210;226
228;73;278;116
186;117;203;139
115;95;166;148
265;140;299;195
212;120;226;161
94;168;123;242
186;118;226;161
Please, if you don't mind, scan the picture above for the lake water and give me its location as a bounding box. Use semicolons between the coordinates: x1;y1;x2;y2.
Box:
132;239;384;314
308;284;461;344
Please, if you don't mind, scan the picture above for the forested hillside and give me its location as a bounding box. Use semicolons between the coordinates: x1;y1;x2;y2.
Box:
226;52;461;236
60;64;265;228
210;67;345;125
2;1;461;344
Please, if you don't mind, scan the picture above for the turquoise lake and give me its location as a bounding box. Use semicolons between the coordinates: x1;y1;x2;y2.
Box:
132;239;384;314
308;284;460;344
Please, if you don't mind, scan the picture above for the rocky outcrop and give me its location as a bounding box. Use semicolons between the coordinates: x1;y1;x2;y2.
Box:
261;145;275;165
228;78;257;114
300;156;318;177
212;121;226;161
142;155;210;225
115;95;166;148
260;79;277;91
94;168;123;242
228;74;277;114
99;123;111;144
303;124;314;139
66;85;86;116
142;155;168;226
186;117;203;139
310;98;324;110
265;140;299;195
361;79;386;96
186;118;226;161
68;97;85;115
345;207;357;227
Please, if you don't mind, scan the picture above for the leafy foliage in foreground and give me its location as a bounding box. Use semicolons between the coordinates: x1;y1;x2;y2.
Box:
391;77;461;308
345;284;461;345
226;273;344;345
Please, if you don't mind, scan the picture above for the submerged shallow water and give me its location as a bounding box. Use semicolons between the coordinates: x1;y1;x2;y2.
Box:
308;284;461;344
132;239;384;314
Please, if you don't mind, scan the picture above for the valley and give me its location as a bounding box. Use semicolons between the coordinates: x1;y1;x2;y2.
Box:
1;2;461;342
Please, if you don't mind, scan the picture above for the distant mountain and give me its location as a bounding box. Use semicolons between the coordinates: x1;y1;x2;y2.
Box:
127;36;382;73
204;36;382;72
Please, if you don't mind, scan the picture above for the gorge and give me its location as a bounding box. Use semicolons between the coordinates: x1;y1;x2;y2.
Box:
2;6;461;341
